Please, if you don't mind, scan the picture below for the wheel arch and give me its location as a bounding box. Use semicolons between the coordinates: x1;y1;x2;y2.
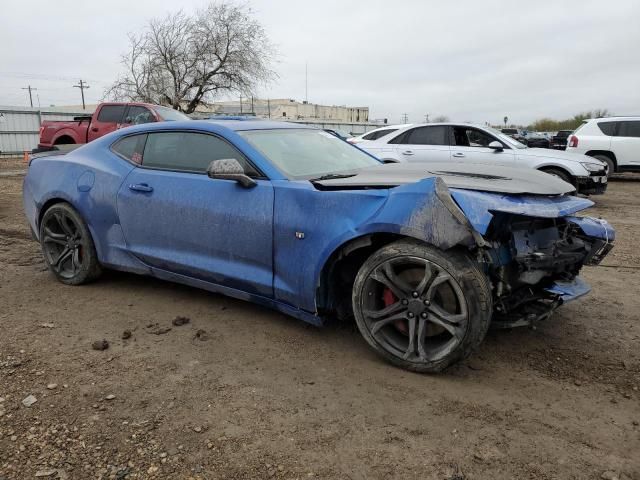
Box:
37;197;103;260
537;165;576;185
38;197;74;230
52;131;79;145
315;231;471;320
585;150;617;171
315;232;405;319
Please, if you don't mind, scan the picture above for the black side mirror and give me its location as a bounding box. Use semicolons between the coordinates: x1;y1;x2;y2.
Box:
488;141;504;151
207;158;257;188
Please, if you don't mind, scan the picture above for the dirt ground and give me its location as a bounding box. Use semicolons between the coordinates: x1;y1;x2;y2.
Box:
1;158;639;480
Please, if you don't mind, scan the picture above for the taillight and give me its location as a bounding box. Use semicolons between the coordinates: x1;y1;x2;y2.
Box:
568;135;578;148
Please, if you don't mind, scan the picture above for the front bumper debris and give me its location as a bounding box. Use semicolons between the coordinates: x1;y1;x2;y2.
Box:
545;276;591;303
576;172;608;195
487;214;614;329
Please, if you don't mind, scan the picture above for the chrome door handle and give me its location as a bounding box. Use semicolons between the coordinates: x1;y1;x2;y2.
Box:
402;150;414;155
452;153;465;158
129;183;153;193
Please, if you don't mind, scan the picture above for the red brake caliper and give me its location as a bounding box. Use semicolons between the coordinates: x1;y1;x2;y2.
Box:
383;288;408;334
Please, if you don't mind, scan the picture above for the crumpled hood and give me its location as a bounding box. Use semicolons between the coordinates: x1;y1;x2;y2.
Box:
314;161;575;195
517;147;605;166
449;188;595;235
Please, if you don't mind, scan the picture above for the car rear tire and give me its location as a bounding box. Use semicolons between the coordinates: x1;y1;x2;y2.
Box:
352;239;492;373
542;168;573;186
39;203;102;285
593;154;615;176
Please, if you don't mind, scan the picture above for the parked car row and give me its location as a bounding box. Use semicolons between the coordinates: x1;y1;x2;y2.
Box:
353;122;608;195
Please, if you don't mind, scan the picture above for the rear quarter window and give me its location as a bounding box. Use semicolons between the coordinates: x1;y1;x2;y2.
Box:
597;122;618;136
111;134;147;164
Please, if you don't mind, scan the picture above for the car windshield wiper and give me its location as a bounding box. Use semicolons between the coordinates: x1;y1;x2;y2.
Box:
309;173;358;182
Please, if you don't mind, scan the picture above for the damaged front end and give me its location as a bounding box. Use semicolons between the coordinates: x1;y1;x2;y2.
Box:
449;189;614;328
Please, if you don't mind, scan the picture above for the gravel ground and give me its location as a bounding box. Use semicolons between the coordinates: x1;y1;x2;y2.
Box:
1;162;639;480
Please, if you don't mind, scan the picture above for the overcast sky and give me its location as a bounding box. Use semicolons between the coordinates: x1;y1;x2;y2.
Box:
1;0;639;125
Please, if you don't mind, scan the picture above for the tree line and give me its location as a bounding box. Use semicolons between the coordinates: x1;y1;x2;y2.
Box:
525;109;611;132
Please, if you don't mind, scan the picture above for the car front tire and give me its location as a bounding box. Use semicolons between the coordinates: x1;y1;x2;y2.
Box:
39;203;102;285
593;154;615;177
352;240;492;373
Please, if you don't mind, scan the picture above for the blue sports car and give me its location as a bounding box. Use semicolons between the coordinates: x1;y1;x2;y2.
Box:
23;120;614;372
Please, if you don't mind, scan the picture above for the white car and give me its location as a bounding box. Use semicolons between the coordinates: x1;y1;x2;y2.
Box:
348;124;412;144
359;123;608;195
566;117;640;174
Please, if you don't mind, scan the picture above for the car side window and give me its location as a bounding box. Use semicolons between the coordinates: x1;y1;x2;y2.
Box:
141;132;259;176
618;121;640;138
362;131;378;140
597;122;618;136
391;126;448;145
124;106;156;125
97;105;126;123
452;127;496;147
111;134;147;164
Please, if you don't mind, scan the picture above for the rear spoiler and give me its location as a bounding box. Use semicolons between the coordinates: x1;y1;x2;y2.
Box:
30;144;82;161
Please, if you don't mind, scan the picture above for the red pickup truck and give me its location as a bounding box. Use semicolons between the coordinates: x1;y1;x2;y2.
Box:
37;102;189;151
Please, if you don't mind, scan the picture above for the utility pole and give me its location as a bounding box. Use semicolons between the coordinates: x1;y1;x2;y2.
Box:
424;114;429;123
73;80;90;110
305;62;308;103
22;85;37;107
239;96;243;114
267;98;271;119
250;96;254;114
401;113;408;123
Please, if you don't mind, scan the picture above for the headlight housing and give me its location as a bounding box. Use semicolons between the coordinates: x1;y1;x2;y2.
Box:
581;162;605;172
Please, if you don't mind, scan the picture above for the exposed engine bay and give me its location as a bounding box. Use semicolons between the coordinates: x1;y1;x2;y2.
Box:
482;213;614;328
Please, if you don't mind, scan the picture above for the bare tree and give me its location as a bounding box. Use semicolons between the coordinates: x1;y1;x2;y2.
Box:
105;2;277;113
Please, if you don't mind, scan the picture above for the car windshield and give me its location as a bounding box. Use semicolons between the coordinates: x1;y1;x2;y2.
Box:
239;128;381;179
155;106;190;121
487;127;527;149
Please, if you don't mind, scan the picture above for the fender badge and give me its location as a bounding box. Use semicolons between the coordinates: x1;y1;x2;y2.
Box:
295;232;305;239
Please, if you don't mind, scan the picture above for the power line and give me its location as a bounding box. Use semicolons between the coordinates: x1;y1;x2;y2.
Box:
73;80;90;110
0;71;109;85
21;85;37;107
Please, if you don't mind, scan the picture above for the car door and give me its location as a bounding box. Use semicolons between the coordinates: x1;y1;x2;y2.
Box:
388;125;451;162
87;104;127;142
450;126;516;165
115;130;274;297
611;120;640;166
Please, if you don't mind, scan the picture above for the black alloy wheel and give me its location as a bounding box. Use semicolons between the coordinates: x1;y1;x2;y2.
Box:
39;203;102;285
353;240;491;373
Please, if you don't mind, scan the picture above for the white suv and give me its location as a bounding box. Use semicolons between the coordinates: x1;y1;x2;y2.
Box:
566;117;640;174
358;123;609;195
